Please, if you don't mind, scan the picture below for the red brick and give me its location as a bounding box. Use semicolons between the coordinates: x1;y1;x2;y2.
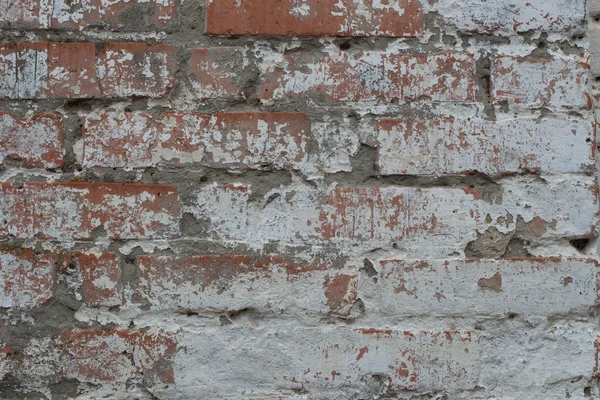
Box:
47;42;102;98
188;48;247;100
258;51;476;102
97;43;179;98
0;113;63;168
59;330;176;384
0;182;180;240
0;42;102;99
136;255;357;315
206;0;423;37
0;42;177;99
0;250;55;309
82;111;308;170
377;117;595;175
65;252;121;307
491;56;591;108
0;0;178;30
318;187;443;241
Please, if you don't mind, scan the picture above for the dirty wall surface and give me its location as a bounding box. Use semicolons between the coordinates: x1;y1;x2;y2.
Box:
0;0;599;399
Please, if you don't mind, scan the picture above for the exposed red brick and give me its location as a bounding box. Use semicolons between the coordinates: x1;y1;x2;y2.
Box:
188;48;247;100
317;187;437;241
60;329;176;384
259;51;476;102
64;252;122;307
0;42;177;99
206;0;423;37
323;274;358;310
0;182;180;240
491;56;591;108
0;0;178;30
0;42;102;99
82;111;308;170
0;250;55;309
0;113;63;168
47;42;101;98
97;43;179;98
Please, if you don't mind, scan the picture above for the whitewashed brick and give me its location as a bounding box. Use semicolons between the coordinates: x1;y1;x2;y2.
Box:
136;255;358;315
434;0;586;34
174;327;480;398
362;258;598;317
491;56;590;108
189;176;597;255
377;116;594;175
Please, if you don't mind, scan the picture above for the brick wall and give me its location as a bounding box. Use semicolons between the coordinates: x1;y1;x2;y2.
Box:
0;0;598;399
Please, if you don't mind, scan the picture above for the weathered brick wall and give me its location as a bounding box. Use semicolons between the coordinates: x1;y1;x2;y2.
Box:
0;0;598;399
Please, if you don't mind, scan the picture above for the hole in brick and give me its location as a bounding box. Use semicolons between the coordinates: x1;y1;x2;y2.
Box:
586;138;592;142
339;42;351;51
228;308;251;319
584;386;592;397
361;258;378;279
570;238;590;252
266;192;280;205
507;312;518;319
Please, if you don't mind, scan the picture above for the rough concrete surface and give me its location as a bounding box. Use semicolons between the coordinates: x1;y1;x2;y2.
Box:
0;0;598;399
